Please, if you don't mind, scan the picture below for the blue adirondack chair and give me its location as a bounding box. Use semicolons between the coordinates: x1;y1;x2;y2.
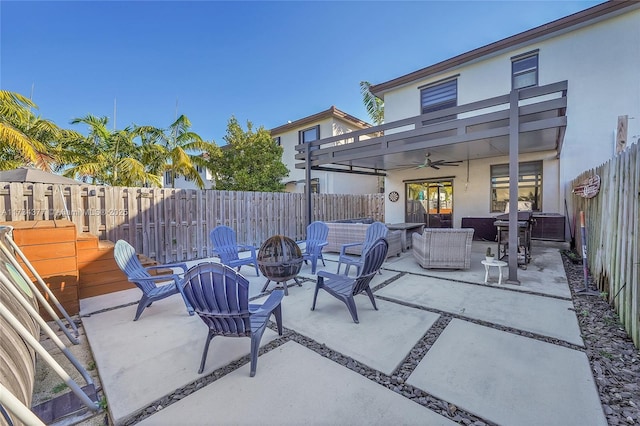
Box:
209;225;259;276
182;262;284;376
296;221;329;274
336;221;388;275
114;240;193;321
312;238;388;323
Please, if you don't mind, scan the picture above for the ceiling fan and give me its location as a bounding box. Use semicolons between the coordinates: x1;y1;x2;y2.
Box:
415;153;463;170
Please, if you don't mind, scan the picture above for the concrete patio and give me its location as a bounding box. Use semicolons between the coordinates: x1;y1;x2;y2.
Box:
79;240;607;426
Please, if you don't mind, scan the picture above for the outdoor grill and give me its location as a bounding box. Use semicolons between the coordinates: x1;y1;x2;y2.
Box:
258;235;303;296
494;211;535;267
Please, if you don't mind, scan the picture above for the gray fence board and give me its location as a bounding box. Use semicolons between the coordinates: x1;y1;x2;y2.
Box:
571;142;640;348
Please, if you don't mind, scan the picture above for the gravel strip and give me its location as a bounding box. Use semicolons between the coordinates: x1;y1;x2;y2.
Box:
562;255;640;425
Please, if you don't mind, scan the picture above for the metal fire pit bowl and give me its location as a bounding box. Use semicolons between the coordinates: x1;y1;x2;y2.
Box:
258;235;303;296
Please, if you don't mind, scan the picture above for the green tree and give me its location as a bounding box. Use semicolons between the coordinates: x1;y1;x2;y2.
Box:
210;117;288;192
359;81;384;125
133;115;219;189
0;90;75;171
65;115;162;187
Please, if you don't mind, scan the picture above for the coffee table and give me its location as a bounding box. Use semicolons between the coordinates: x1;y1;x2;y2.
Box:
387;223;424;252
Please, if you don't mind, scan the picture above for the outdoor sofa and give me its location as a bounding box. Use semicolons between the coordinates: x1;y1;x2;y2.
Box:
324;221;402;257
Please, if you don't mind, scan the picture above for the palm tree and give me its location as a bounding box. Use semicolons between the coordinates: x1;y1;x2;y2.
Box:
0;90;55;170
133;115;218;189
359;81;384;126
65;115;161;187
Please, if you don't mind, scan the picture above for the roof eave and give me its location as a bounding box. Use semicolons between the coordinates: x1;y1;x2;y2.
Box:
270;106;371;135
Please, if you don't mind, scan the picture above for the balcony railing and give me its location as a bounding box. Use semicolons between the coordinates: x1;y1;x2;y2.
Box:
295;80;568;173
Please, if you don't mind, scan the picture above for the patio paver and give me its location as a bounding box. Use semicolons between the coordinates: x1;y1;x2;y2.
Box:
382;241;572;298
75;241;608;425
258;280;439;375
407;319;606;426
82;296;281;425
138;340;458;426
376;273;583;346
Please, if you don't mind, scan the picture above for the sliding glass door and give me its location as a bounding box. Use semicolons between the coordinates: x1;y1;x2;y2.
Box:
405;180;453;228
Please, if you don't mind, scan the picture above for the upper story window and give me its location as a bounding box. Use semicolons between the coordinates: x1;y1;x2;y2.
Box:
512;51;538;90
164;171;174;186
299;125;320;151
420;78;457;124
274;136;281;146
299;125;319;143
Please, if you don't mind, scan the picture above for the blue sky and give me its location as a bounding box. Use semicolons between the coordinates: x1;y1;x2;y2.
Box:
1;1;602;145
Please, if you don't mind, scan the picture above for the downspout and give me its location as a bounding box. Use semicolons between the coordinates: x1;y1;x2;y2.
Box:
305;142;312;226
507;89;520;284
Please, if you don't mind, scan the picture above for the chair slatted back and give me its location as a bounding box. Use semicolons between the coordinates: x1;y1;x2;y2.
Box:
363;222;388;252
114;240;154;293
304;221;329;255
352;238;388;296
210;226;241;263
182;262;251;337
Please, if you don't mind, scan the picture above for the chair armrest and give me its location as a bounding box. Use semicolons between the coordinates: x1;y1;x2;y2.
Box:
145;262;188;274
128;273;181;284
250;290;284;316
237;244;257;254
297;240;328;248
340;242;363;256
317;270;345;281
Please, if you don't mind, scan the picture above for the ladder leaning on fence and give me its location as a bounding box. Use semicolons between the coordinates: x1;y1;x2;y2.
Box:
0;226;79;344
0;226;100;424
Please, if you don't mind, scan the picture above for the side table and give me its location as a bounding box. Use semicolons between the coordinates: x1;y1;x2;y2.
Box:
481;260;507;285
387;223;425;252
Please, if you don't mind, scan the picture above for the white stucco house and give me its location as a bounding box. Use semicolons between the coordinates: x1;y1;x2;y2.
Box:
271;106;381;194
296;0;639;233
163;165;213;190
294;0;639;279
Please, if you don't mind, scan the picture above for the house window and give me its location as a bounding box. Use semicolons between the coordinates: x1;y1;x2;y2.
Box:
512;52;538;90
310;179;319;194
299;125;320;151
164;171;174;186
299;126;319;144
274;136;281;146
420;78;457;124
490;161;542;213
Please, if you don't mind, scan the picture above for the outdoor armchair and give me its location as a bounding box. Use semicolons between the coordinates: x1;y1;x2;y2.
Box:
412;228;474;269
209;225;260;276
182;262;284;377
114;240;193;321
337;221;387;275
296;221;329;274
312;238;388;323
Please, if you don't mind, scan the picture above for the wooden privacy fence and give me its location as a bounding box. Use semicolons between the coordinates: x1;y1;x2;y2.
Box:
0;183;384;264
570;142;639;348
